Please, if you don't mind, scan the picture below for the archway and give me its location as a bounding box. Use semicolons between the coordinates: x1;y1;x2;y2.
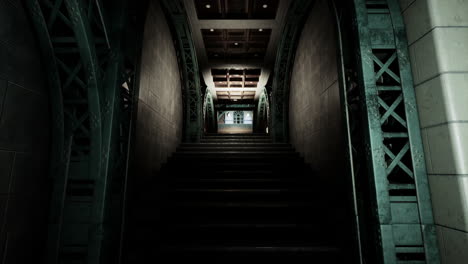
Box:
203;89;216;133
255;88;270;133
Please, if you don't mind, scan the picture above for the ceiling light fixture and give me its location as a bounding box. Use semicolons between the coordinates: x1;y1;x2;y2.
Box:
206;4;211;8
262;4;268;8
210;28;214;32
258;28;263;32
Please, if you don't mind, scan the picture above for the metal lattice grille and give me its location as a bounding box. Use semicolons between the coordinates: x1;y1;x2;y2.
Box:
354;0;440;263
161;0;202;142
26;0;133;263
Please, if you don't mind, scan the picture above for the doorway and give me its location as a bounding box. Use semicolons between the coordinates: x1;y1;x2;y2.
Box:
217;110;254;134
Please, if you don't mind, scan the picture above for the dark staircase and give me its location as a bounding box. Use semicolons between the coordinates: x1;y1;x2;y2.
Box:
125;133;348;263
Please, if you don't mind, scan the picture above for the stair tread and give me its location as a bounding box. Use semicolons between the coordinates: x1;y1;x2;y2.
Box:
173;178;300;182
167;223;317;228
180;143;288;145
161;245;342;253
172;151;298;155
172;188;304;193
170;201;322;207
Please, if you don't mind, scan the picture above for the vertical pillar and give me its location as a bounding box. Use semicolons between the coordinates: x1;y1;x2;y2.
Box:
353;0;440;262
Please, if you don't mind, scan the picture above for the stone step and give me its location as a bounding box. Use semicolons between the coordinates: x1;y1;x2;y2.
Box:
177;146;293;152
202;135;271;139
200;139;273;143
167;178;306;189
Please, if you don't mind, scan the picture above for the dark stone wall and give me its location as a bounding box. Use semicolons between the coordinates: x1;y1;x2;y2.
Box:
133;0;183;181
0;0;50;262
288;0;345;199
125;2;183;256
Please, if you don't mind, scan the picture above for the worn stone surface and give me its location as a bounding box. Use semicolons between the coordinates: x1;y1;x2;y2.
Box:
0;0;50;262
288;0;345;198
403;1;468;262
133;0;183;181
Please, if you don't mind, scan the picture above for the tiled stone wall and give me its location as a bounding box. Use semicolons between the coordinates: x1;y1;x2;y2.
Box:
288;0;346;205
400;0;468;262
133;0;183;180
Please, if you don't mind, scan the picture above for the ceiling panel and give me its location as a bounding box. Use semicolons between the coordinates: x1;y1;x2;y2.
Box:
194;0;279;19
211;68;262;89
216;91;256;101
202;28;271;60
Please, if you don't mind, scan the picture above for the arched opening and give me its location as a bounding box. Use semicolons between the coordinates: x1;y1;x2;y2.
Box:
203;89;217;133
254;88;270;133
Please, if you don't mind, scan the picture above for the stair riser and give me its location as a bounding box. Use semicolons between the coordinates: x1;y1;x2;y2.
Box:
167;179;305;189
165;190;316;203
135;229;336;245
160;168;313;178
177;148;294;152
200;140;273;143
192;138;276;140
161;165;311;174
165;158;305;165
173;151;298;155
160;207;342;224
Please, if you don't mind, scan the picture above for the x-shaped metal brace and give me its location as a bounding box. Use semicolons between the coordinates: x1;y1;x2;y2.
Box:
384;142;414;178
373;52;401;84
378;95;407;128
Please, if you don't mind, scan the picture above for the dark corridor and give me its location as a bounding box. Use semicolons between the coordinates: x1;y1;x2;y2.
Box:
0;0;443;263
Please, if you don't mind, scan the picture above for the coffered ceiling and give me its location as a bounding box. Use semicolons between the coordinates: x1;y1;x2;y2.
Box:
212;68;261;88
216;91;256;102
202;29;272;61
184;0;291;103
194;0;280;19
